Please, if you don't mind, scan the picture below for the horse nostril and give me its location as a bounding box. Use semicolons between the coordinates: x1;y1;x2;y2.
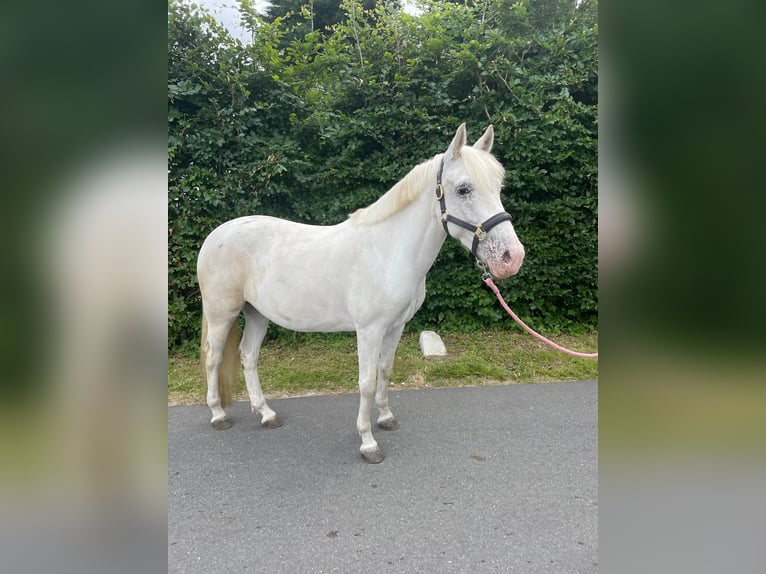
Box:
502;250;512;264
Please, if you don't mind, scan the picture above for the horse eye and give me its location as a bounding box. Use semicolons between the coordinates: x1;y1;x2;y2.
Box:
456;185;472;197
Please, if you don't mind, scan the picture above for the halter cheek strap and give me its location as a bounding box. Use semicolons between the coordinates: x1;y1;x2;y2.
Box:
435;157;512;258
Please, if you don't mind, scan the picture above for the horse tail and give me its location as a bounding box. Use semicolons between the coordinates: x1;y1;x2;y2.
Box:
200;309;240;408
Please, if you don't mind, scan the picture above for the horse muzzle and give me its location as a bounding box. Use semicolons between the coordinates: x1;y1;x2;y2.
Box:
484;243;525;279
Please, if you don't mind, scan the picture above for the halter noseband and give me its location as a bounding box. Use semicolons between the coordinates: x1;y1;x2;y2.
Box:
435;156;512;258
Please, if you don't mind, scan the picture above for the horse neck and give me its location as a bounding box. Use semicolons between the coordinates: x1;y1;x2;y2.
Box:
383;180;447;278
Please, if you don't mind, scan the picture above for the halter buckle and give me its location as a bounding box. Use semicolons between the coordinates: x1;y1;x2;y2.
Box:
474;227;487;241
435;184;444;200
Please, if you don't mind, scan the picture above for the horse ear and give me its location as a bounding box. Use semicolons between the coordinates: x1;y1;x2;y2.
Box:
473;125;494;152
446;123;467;160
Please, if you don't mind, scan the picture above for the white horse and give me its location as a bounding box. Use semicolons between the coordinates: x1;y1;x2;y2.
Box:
198;124;525;463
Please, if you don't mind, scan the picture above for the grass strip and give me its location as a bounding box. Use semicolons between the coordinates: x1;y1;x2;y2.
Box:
169;330;598;405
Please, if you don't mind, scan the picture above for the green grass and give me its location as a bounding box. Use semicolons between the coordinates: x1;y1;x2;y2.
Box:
168;330;599;404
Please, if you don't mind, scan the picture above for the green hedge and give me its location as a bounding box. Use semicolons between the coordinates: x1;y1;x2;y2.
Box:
168;0;598;350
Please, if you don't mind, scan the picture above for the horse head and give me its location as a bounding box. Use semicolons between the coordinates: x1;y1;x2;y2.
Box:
436;124;525;279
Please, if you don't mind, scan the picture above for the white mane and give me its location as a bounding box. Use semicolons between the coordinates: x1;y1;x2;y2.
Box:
349;156;440;225
349;147;505;226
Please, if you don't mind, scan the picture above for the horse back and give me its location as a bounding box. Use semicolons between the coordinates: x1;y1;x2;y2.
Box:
198;216;362;330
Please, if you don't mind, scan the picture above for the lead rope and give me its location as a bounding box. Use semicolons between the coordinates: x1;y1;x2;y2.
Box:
477;260;598;359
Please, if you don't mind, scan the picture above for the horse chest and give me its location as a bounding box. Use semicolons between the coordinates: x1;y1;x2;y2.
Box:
385;279;427;325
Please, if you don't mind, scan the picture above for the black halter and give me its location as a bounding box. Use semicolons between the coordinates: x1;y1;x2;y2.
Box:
434;157;513;258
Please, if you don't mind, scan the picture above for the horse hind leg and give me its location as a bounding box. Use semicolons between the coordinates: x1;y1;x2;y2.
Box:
202;310;241;430
241;305;282;429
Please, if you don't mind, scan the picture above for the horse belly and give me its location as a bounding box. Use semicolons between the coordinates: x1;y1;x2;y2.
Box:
255;288;355;332
243;238;356;332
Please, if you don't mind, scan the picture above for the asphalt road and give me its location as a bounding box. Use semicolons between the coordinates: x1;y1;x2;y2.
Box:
169;381;597;573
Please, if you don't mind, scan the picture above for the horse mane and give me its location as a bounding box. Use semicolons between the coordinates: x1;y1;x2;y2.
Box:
349;147;505;226
349;155;440;225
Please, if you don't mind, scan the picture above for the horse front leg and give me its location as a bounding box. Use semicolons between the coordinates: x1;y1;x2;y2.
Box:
376;324;405;431
356;328;384;463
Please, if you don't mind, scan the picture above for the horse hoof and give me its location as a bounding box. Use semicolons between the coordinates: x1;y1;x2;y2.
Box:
211;418;232;430
361;448;385;464
261;415;283;429
378;418;399;431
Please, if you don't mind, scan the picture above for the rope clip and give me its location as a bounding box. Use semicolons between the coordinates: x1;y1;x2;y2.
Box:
475;258;492;281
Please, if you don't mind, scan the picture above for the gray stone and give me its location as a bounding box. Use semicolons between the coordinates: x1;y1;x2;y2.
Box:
418;330;447;357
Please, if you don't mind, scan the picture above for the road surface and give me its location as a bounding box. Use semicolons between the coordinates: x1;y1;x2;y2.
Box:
169;381;597;572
